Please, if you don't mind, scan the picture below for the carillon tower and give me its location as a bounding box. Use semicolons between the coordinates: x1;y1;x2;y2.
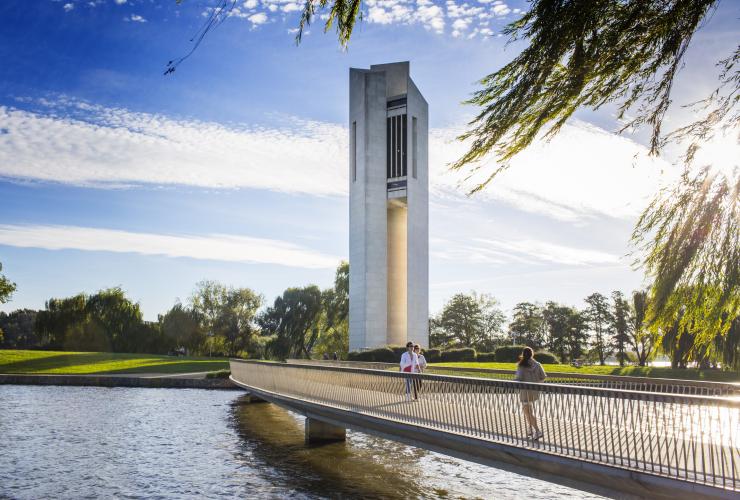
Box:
348;62;429;351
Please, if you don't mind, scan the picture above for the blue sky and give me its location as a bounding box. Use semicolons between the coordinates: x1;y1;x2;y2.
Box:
1;0;738;320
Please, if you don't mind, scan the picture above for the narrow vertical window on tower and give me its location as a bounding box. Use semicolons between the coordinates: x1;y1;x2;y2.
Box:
402;114;407;177
386;117;392;179
351;121;357;182
396;115;402;176
412;116;417;179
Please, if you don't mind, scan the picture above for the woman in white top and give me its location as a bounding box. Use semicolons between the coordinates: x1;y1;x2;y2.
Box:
514;346;546;440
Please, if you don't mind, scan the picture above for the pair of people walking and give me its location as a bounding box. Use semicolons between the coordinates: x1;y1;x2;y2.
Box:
398;343;546;441
399;341;426;400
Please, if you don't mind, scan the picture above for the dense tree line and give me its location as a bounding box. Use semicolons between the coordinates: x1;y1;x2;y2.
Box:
1;257;737;371
0;262;349;360
430;290;739;371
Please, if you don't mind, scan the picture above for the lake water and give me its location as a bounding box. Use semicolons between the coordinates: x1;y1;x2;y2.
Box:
0;386;605;499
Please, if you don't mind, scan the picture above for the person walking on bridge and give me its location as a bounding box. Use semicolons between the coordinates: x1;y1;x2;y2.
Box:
400;341;420;401
515;347;546;440
413;344;427;397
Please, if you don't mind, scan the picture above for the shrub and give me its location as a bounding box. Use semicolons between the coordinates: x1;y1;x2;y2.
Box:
424;348;441;362
476;352;496;362
206;369;231;379
347;347;396;363
534;351;559;364
439;347;476;362
387;345;408;359
494;345;528;362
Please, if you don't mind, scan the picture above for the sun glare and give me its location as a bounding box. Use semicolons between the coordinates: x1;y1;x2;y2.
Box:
692;127;740;180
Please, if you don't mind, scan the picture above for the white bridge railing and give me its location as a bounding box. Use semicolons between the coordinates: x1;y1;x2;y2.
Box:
232;359;740;493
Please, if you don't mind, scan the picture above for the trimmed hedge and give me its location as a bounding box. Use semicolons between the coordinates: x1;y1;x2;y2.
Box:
424;348;441;363
206;369;231;379
347;347;396;363
476;352;496;362
388;345;408;359
494;345;529;362
439;347;476;362
534;351;559;364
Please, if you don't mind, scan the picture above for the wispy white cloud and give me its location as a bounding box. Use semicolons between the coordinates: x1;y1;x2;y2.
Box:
212;0;506;38
432;237;622;266
0;100;347;196
248;12;268;25
428;120;675;221
63;3;74;12
0;97;675;221
0;224;339;269
124;14;146;22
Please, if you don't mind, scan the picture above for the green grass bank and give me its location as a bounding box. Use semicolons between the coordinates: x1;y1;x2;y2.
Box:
0;350;229;375
431;361;740;383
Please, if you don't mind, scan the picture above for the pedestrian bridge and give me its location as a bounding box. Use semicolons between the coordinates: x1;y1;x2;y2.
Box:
230;359;739;499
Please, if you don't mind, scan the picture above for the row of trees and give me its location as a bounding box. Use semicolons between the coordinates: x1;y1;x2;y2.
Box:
430;291;739;370
0;262;349;360
1;258;737;369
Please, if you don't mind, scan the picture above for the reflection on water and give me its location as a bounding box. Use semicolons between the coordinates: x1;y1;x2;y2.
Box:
228;395;606;499
1;386;604;499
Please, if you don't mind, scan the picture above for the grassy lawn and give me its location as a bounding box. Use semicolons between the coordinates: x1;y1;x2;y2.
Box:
431;361;740;383
0;349;229;375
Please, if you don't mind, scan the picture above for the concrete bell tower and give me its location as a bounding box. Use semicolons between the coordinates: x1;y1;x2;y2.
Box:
348;62;429;351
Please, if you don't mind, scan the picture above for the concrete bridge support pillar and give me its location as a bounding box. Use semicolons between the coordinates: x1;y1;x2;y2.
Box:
305;417;346;444
237;393;267;404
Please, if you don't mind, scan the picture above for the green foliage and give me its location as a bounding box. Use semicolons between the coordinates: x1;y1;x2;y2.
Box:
476;352;496;362
296;0;362;47
259;285;323;359
630;290;658;366
313;261;349;358
387;345;408;358
206;369;231;379
611;291;632;366
716;316;740;371
584;292;613;365
508;302;545;349
86;287;144;352
423;348;441;362
430;292;506;351
34;293;87;348
190;280;263;357
542;302;570;362
0;309;38;349
632;166;739;347
160;303;206;354
494;345;528;362
33;288;171;354
430;360;740;383
439;347;476;362
347;347;396;363
533;351;559;364
0;262;17;304
451;0;719;187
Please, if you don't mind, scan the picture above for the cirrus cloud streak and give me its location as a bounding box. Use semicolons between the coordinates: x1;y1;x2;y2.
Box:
0;224;340;269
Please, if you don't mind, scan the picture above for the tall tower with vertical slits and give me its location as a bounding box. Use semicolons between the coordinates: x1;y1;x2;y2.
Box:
348;62;429;351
